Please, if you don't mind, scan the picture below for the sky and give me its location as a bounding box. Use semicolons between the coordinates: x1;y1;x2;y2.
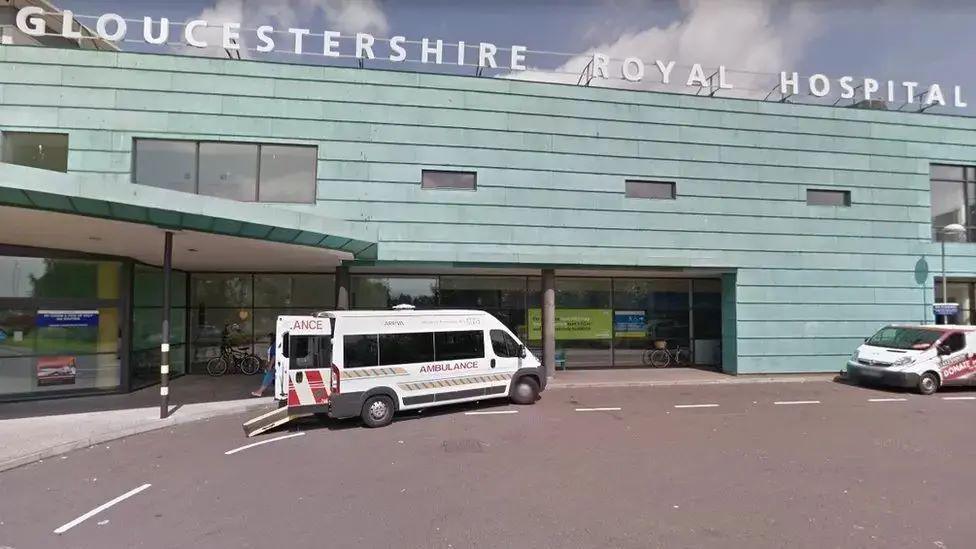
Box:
51;0;976;115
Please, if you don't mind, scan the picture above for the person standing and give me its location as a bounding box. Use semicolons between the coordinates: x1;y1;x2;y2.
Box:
251;332;276;397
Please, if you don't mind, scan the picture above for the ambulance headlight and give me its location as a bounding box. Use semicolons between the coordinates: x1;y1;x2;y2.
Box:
892;356;913;367
850;349;859;362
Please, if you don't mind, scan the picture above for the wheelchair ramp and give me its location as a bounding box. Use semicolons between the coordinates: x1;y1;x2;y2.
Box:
242;406;309;437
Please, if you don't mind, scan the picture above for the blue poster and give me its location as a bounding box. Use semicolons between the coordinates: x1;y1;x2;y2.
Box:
36;310;100;328
614;310;646;338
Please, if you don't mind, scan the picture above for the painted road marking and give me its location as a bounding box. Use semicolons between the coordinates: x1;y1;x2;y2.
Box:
464;410;519;415
673;404;720;409
53;483;151;535
942;396;976;401
868;398;908;402
575;407;622;412
774;400;821;405
224;432;305;456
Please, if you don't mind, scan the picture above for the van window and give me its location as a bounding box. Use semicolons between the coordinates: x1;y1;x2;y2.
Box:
490;329;520;358
379;332;435;366
435;330;485;361
943;332;966;353
289;335;332;369
344;335;379;368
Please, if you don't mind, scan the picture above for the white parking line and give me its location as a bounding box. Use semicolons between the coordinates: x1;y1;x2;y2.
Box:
774;400;821;405
53;483;151;534
464;410;519;415
224;432;305;455
942;396;976;401
673;404;719;409
575;407;622;412
868;398;908;402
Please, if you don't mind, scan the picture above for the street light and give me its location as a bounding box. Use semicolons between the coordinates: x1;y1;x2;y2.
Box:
939;223;967;324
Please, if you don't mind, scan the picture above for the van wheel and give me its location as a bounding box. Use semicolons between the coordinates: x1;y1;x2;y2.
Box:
917;372;940;395
361;395;395;428
511;377;540;405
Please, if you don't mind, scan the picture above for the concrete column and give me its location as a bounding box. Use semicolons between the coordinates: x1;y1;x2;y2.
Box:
335;265;350;310
542;269;556;382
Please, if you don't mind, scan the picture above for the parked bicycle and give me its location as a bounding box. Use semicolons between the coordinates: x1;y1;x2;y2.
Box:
642;340;692;368
206;344;262;376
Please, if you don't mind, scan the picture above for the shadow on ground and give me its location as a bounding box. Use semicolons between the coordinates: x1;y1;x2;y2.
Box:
0;375;262;420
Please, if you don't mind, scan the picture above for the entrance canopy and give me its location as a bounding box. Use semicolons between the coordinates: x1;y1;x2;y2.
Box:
0;164;377;269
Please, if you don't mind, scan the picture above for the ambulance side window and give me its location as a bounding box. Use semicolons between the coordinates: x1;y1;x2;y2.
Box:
344;334;379;368
943;332;966;353
288;335;332;369
490;330;520;358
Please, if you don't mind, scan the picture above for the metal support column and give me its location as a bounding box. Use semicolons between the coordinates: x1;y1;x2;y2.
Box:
160;231;173;419
542;269;556;383
335;265;350;310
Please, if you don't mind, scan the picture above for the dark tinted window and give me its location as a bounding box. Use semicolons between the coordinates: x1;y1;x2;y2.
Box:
344;334;379;368
625;180;675;199
943;332;966;353
435;330;485;361
490;329;520;358
422;170;476;190
2;132;68;172
379;332;434;366
806;189;851;206
289;335;331;369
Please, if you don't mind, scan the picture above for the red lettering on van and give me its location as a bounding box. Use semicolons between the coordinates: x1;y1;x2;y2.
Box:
291;319;324;330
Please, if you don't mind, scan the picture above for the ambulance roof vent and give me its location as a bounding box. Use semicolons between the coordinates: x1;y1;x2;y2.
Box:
392;304;416;310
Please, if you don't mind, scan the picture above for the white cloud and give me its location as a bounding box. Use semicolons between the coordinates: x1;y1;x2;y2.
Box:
176;0;389;59
504;0;823;99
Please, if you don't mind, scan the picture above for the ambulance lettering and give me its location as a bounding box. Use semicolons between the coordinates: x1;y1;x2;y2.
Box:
291;319;324;330
419;360;479;373
940;352;976;381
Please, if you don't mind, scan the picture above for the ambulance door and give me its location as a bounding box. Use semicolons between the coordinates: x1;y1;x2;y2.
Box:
489;328;525;379
279;316;333;408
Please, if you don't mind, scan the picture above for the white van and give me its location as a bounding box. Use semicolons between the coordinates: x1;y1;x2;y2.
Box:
273;309;544;427
846;324;976;394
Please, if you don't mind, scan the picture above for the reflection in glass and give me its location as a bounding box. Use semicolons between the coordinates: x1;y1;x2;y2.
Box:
351;277;438;309
198;142;259;201
133;140;197;193
258;145;317;203
0;257;121;299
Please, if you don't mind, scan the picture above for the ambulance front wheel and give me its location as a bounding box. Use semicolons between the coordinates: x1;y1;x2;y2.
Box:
917;372;940;395
361;395;395;428
511;377;540;405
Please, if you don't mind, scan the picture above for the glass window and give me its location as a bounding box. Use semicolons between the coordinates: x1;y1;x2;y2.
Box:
198;142;259;202
421;170;476;190
625;180;675;199
258;145;316;203
288;335;331;369
2;132;68;172
133;264;187;307
133;140;197;193
351;276;438;309
344;334;379;368
290;274;335;308
943;332;965;353
191;274;252;308
379;332;434;366
0;257;120;299
931;165;965;181
806;189;851;206
490;329;521;358
435;330;485;361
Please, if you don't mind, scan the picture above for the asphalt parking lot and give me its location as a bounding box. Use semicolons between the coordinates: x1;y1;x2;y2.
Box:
1;380;974;548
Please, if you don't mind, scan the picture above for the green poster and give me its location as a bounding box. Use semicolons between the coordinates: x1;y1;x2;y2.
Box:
528;308;612;340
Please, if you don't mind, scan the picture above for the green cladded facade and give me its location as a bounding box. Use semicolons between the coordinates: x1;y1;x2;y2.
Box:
3;44;976;391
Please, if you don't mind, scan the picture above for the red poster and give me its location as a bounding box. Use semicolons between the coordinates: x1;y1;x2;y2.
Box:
36;356;77;386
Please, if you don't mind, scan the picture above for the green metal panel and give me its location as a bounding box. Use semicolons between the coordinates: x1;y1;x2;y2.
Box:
4;45;976;373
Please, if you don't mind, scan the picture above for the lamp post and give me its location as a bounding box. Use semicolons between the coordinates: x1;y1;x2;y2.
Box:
939;223;966;324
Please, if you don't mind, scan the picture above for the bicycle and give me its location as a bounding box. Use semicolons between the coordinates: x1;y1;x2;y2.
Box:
642;340;692;368
206;344;262;376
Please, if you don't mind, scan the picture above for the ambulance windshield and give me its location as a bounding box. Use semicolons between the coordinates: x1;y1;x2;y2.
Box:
865;327;941;351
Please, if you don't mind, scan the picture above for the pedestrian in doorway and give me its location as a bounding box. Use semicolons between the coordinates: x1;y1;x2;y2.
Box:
251;332;276;397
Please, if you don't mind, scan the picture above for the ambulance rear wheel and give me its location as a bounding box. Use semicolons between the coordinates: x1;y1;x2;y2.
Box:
511;377;540;405
917;372;940;395
361;395;394;428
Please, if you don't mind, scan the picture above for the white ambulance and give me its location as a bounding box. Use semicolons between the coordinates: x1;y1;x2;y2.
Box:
846;324;976;394
256;308;544;431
